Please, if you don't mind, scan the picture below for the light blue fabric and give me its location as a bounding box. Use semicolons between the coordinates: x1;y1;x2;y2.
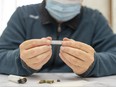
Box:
45;0;81;22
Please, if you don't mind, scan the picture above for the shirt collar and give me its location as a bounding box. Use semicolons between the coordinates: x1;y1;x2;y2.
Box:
38;0;83;30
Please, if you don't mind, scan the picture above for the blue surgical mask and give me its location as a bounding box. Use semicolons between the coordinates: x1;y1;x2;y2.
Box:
45;0;81;22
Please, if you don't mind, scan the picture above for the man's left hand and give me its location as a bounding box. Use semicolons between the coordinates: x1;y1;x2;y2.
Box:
59;38;95;75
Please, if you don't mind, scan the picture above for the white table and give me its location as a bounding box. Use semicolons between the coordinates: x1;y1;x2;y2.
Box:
0;73;116;87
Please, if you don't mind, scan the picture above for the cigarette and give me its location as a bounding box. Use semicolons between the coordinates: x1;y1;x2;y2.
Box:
51;40;62;45
38;79;60;84
8;75;27;84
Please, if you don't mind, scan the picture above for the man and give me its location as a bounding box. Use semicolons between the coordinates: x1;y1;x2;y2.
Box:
0;0;116;77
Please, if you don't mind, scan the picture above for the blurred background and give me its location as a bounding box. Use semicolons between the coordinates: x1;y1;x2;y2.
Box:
0;0;116;35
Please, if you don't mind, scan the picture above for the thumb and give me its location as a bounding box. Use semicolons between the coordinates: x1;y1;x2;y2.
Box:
63;37;74;41
46;36;52;40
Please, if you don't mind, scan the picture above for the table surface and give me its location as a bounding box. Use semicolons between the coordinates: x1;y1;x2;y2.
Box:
0;73;116;87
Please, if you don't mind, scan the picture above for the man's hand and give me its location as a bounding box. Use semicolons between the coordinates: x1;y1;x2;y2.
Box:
59;38;95;75
20;37;52;70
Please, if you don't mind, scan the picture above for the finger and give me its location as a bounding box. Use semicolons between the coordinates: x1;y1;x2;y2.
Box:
28;50;52;64
60;46;88;61
63;38;73;41
40;51;52;65
41;37;52;40
21;45;51;59
33;51;52;68
59;53;84;74
20;38;51;50
63;38;70;41
59;52;78;70
46;37;52;40
25;50;52;70
60;51;84;67
62;40;94;53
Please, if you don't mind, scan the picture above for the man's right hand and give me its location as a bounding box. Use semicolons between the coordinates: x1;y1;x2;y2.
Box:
19;37;52;70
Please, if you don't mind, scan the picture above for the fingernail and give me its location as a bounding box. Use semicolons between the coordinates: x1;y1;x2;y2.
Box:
63;37;69;41
41;37;45;39
60;47;64;50
47;37;52;40
47;40;51;43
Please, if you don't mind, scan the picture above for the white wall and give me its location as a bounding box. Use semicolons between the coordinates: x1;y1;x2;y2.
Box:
83;0;116;33
16;0;42;6
0;0;42;35
0;0;17;35
112;0;116;33
0;0;116;35
83;0;111;24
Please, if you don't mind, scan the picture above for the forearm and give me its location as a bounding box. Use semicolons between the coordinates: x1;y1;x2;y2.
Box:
0;49;34;76
80;52;116;77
